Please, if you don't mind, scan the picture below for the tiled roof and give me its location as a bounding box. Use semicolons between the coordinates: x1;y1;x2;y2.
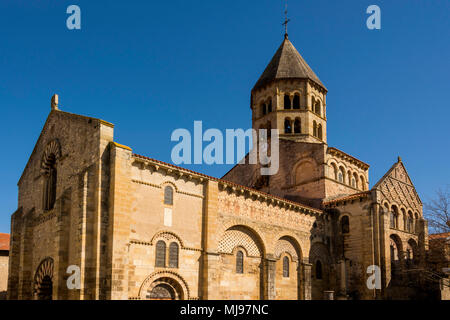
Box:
327;147;370;169
323;191;371;206
132;153;322;214
0;233;10;251
429;232;450;240
252;36;326;92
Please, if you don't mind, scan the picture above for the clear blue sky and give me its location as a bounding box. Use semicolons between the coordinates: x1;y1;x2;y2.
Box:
0;0;449;233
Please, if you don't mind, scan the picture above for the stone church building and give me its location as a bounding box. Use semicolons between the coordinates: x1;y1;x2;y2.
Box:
7;35;431;300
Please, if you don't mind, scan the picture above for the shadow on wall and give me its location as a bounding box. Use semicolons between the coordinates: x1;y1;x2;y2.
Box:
0;291;6;300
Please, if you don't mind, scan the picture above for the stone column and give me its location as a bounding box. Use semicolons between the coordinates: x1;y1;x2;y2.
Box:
18;211;33;300
338;260;347;298
302;262;312;300
201;180;220;300
53;189;71;300
108;143;133;300
264;257;276;300
7;209;23;300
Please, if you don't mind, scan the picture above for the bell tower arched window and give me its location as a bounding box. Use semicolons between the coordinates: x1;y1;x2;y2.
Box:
315;102;321;116
313;121;318;137
294;118;301;134
43;154;57;211
284;94;291;109
262;103;267;116
268;99;272;113
318;124;323;140
293;94;300;109
284;118;292;134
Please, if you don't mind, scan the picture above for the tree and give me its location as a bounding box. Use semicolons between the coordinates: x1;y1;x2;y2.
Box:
424;186;450;234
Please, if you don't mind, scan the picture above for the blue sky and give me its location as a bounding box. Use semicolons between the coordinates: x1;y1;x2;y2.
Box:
0;0;449;233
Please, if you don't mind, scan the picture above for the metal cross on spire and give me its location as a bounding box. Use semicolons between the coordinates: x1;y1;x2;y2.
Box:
282;0;290;39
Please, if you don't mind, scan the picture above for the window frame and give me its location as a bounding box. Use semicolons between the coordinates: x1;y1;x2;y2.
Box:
164;186;174;205
236;250;244;274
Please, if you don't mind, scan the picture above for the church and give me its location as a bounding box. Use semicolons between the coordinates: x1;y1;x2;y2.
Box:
7;33;431;300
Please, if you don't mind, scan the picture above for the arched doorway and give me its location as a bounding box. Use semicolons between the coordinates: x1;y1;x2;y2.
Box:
34;257;54;300
309;243;331;300
389;234;403;284
147;283;176;300
142;276;187;300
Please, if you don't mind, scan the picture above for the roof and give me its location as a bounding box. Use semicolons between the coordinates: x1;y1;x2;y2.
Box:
323;191;371;206
132;153;322;214
429;232;450;240
18;109;114;186
327;147;370;170
0;233;10;251
371;158;422;204
252;36;326;92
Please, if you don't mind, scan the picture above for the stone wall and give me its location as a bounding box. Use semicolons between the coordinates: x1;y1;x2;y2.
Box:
0;253;8;299
8;109;114;300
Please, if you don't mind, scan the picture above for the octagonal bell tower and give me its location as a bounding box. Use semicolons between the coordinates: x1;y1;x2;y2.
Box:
251;34;327;144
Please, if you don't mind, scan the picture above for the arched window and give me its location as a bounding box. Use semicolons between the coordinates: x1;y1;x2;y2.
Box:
236;250;244;274
360;175;365;190
293;94;300;109
284;118;292;134
169;242;179;268
164;186;173;205
315;102;321;115
313;121;317;137
390;212;395;229
155;241;166;267
407;212;413;233
262;103;267;116
318;124;323;140
315;260;323;279
338;167;345;183
390;206;399;229
43;154;57;211
284;94;291;109
352;174;358;189
283;256;289;278
294;118;301;134
331;163;338;180
390;243;396;262
268;99;272;113
401;208;406;231
341;216;350;234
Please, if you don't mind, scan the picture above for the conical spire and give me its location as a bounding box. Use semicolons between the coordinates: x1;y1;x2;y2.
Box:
252;38;326;92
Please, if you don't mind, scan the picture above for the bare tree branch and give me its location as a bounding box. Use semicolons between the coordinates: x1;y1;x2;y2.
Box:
424;186;450;234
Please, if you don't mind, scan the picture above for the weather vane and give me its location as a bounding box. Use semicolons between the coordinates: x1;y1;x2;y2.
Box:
282;0;290;39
